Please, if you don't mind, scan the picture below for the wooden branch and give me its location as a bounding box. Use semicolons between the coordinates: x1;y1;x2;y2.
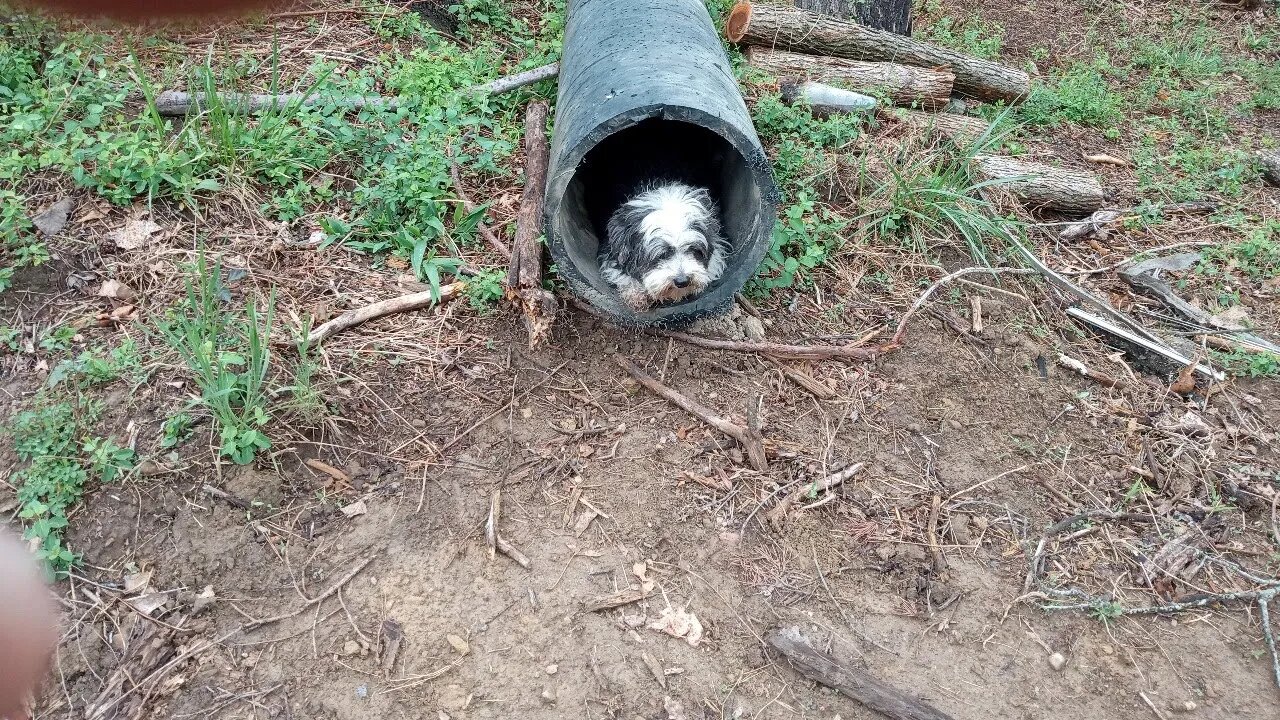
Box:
154;62;559;116
766;463;863;529
781;79;878;115
616;354;768;471
449;164;512;260
726;2;1029;103
153;90;396;116
971;155;1105;214
768;627;957;720
1056;354;1127;390
471;62;559;95
303;283;465;346
1059;201;1218;241
748;47;953;109
508;100;558;348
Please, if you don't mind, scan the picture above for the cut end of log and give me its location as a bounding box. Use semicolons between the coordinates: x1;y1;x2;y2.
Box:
726;2;753;43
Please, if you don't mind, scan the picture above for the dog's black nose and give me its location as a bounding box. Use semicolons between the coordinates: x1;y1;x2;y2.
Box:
673;275;691;289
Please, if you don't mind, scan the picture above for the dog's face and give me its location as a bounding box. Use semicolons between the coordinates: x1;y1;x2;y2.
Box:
608;184;724;306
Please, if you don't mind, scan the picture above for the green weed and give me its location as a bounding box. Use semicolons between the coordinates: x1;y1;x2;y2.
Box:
917;13;1003;60
1214;349;1280;379
155;254;274;465
464;268;508;311
1019;58;1124;131
6;397;132;574
160;412;196;448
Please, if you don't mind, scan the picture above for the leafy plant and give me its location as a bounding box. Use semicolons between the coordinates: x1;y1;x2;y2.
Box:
465;268;508;310
160;412;195;448
1019;58;1124;131
155;253;274;465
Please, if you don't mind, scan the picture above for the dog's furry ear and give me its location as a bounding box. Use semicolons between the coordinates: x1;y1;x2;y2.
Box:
605;203;650;276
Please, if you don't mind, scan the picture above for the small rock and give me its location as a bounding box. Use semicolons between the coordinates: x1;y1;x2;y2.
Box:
446;634;470;655
97;279;136;301
192;585;216;614
739;315;766;341
943;418;963;431
545;663;558;675
343;640;361;656
1048;652;1067;671
1172;701;1197;713
354;684;368;699
32;197;73;236
540;687;557;705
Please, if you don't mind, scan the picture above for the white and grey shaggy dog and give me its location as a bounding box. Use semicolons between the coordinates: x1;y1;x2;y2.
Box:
598;182;728;312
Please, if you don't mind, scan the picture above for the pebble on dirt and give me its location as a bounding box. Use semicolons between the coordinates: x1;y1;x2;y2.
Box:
1048;652;1067;671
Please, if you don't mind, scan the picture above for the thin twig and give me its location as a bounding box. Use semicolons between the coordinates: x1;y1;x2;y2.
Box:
889;267;1038;346
766;463;865;529
246;555;377;630
450;164;513;260
616;354;768;471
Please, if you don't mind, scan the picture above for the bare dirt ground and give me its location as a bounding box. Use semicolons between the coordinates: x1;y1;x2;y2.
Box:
3;1;1280;719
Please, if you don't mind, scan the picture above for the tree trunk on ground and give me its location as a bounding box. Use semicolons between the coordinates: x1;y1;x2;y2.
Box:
889;108;993;146
971;155;1105;215
726;2;1030;103
508;101;558;348
794;0;912;35
748;47;952;109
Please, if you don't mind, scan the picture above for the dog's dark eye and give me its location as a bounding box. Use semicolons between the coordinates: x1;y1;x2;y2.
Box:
658;246;676;260
691;245;709;263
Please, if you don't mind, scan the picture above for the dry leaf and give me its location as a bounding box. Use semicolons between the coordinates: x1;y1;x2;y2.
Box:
97;279;136;301
109;218;162;250
572;509;598;536
341;500;367;518
647;607;703;646
32;197;73;235
127;592;169;616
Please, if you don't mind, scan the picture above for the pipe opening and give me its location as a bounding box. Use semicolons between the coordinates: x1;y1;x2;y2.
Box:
553;117;762;306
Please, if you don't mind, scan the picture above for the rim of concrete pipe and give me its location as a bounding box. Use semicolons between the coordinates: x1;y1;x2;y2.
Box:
543;0;779;328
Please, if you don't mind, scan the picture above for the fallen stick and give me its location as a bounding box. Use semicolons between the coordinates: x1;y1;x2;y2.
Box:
888;267;1037;346
581;587;653;613
767;462;864;529
1058;201;1218;242
153;62;559;116
246;555;377;630
726;2;1030;102
486;488;532;568
507;100;558;347
972;154;1105;214
768;627;957;720
748;47;954;109
449;164;513;260
1057;353;1128;390
766;357;837;399
616;354;768;471
302;282;465;346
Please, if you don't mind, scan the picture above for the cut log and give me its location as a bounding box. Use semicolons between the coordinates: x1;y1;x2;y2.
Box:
795;0;911;35
970;155;1104;214
1259;150;1280;187
748;47;952;109
768;627;957;720
886;108;993;146
508;101;558;348
725;2;1030;103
